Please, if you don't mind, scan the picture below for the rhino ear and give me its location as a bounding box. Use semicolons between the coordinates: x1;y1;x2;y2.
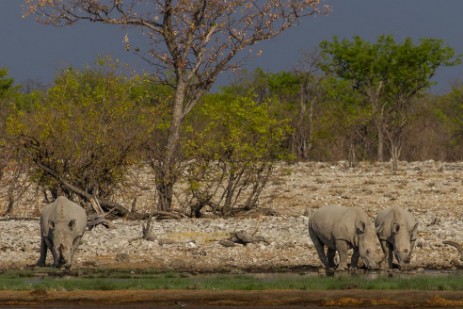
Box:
356;221;366;233
392;223;400;234
49;220;55;230
68;219;76;231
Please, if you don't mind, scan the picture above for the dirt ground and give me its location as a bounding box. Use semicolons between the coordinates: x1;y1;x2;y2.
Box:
1;289;463;308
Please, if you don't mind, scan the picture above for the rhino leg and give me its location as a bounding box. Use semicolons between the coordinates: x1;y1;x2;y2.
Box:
66;236;82;269
327;248;337;268
309;230;330;270
335;240;349;271
351;249;360;269
406;239;416;264
37;237;48;267
380;239;394;269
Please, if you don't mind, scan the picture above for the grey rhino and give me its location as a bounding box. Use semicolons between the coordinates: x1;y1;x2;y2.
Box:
37;196;87;269
375;206;418;269
309;205;381;272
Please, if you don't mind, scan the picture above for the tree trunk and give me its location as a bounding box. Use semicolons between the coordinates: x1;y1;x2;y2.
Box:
368;82;385;162
296;82;309;160
295;77;317;161
155;80;186;211
391;143;400;173
377;123;385;162
348;141;356;168
307;93;315;159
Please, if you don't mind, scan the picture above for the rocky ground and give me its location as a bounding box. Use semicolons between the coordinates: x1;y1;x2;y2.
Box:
1;160;463;272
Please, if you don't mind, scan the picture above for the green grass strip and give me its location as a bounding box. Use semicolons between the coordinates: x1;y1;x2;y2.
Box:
0;271;462;291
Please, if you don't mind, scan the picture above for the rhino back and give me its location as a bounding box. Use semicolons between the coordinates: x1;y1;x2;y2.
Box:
310;205;364;244
40;197;87;236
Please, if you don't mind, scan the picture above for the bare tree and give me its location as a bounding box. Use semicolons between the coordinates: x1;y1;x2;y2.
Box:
293;49;324;160
25;0;326;212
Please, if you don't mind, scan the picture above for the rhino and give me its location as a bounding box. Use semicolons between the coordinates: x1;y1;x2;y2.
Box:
308;205;381;272
37;196;87;269
375;206;418;269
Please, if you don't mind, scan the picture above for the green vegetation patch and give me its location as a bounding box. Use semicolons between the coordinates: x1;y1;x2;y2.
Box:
0;270;462;291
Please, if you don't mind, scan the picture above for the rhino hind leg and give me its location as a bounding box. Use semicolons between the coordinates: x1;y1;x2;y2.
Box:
37;238;48;267
309;229;330;270
335;240;349;271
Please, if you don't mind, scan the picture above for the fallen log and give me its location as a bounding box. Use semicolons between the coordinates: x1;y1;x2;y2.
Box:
222;230;270;247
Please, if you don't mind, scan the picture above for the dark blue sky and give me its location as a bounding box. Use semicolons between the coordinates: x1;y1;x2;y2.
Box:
2;1;463;94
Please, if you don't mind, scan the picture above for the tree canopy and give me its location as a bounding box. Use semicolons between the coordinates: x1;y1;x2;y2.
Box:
319;35;460;168
6;64;157;213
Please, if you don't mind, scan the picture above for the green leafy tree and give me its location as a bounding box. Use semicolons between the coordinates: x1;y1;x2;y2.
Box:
222;67;317;160
7;65;157;213
429;83;463;160
314;76;371;163
0;68;14;99
320;35;460;170
182;92;292;216
0;68;29;214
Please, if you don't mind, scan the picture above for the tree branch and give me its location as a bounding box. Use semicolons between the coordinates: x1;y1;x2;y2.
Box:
35;161;129;216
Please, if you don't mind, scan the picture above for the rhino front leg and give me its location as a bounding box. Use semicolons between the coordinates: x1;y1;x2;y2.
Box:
71;236;81;259
405;239;416;264
380;239;394;269
335;240;349;271
351;248;360;269
37;237;48;267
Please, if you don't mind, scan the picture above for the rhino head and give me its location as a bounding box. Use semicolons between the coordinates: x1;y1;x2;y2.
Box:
48;219;79;269
356;220;383;270
391;222;418;267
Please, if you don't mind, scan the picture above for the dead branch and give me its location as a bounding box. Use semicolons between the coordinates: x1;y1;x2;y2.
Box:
86;206;117;230
36;161;129;216
86;215;114;230
89;196;104;214
443;240;463;261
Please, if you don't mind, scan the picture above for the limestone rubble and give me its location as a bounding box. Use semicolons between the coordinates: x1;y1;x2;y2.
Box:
1;161;462;271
